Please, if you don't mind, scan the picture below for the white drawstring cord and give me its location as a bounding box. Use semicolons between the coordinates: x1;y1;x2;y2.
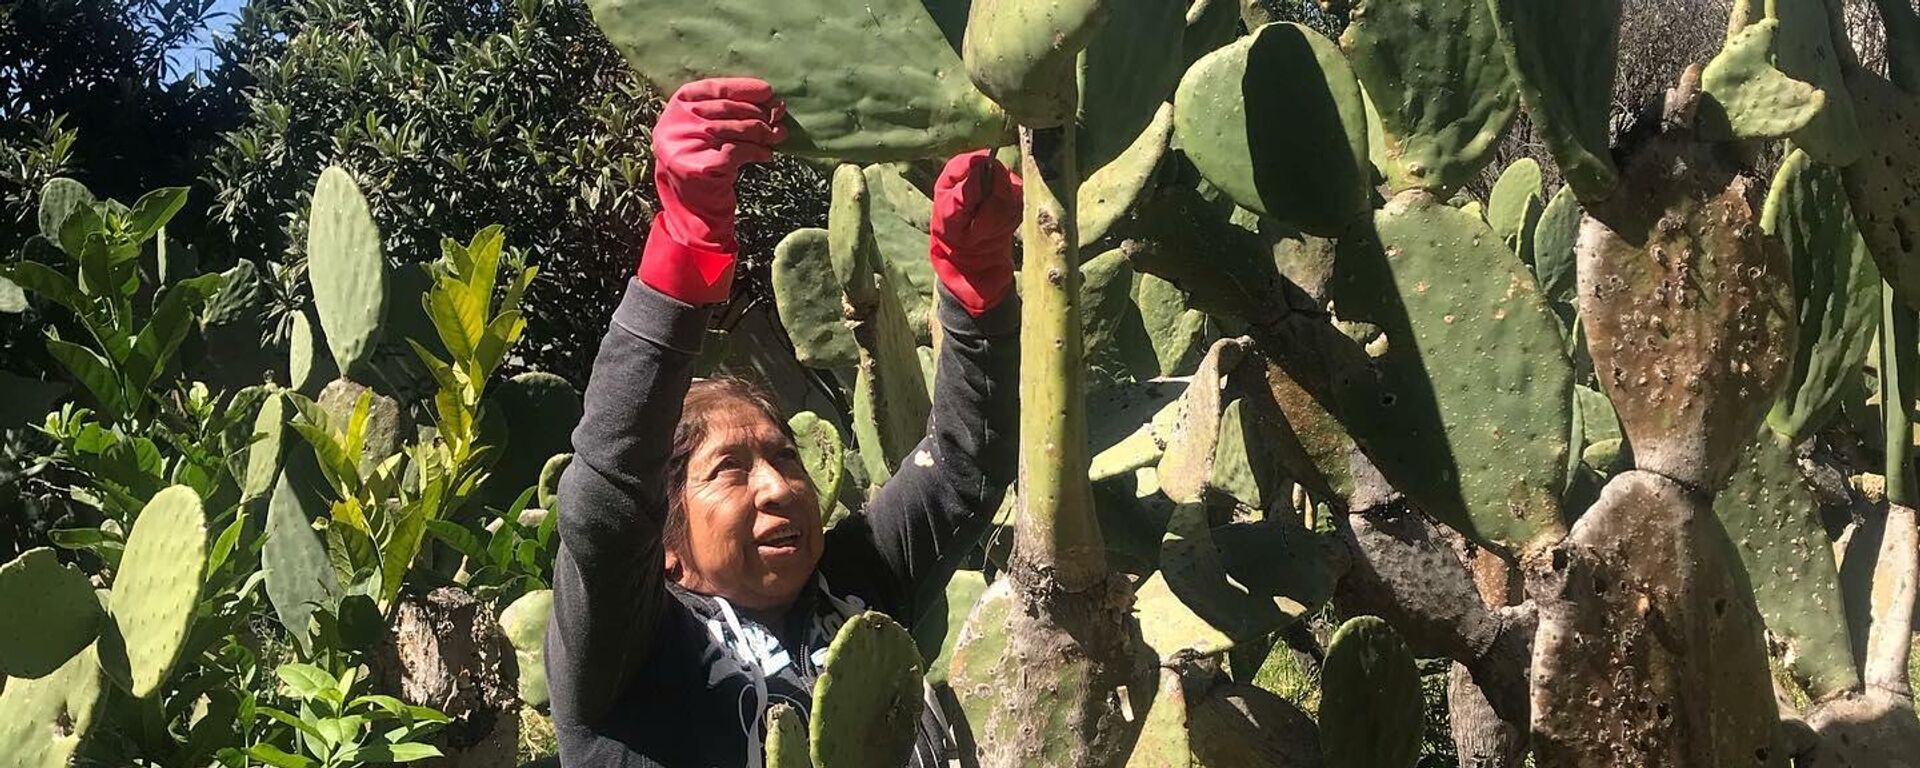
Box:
715;596;771;768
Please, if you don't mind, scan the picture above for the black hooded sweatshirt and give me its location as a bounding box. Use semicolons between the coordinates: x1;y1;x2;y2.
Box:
546;278;1019;767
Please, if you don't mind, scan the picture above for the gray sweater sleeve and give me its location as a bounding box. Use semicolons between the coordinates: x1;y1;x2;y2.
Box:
825;288;1021;618
546;278;710;743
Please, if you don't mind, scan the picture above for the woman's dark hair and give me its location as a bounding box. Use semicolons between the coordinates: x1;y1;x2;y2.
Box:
661;377;792;564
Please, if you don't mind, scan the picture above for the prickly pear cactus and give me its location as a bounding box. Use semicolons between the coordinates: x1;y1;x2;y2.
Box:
1487;158;1544;260
1174;22;1372;237
0;644;105;768
1700;19;1824;140
788;411;846;518
500;589;553;709
1838;69;1920;314
265;470;340;654
1763;149;1881;441
490;372;584;505
765;702;813;768
1763;0;1862;165
1576;125;1794;489
1715;432;1858;699
306;166;390;377
1319;616;1423;768
0;548;103;679
1331;191;1573;556
962;0;1109;127
112;485;208;698
1531;185;1582;320
1485;0;1622;200
775;228;859;370
36;177;94;240
1531;471;1781;767
1339;0;1519;193
810;611;925;768
587;0;1006;161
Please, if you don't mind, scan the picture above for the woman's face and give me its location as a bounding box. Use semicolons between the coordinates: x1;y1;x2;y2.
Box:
668;399;823;611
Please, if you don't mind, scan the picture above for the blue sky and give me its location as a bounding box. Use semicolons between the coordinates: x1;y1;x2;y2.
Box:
170;0;248;78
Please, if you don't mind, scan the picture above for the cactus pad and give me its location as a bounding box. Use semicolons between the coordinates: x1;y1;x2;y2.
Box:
1174;22;1371;237
1485;0;1621;200
776;228;859;370
306;166;390;376
1078;0;1183;176
1079;103;1174;249
500;589;553;709
1577;136;1794;489
765;703;812;768
1339;0;1520;193
788;411;846;517
0;548;102;679
1330;191;1572;556
861;165;939;344
1133;272;1208;377
490;372;584;505
961;0;1110;127
810;611;925;768
1771;0;1863;165
829;166;878;311
1487;158;1544;260
1701;19;1826;139
112;485;208;698
265;470;340;654
588;0;1005;161
1158;338;1245;505
1531;185;1582;320
36;178;94;241
1123;666;1192;767
0;644;104;768
538;453;571;512
1764;149;1881;441
1839;70;1920;315
1714;431;1858;700
1531;470;1779;766
912;568;987;687
1319;616;1423;768
1141;504;1339;660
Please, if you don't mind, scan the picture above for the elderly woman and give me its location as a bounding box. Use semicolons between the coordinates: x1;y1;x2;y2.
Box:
545;77;1023;767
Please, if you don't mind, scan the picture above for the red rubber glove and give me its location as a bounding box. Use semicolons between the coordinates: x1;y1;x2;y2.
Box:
639;78;786;305
929;150;1023;316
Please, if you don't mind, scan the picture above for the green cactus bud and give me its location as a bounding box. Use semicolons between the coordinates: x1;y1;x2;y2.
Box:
1532;471;1779;765
587;0;1006;161
1331;191;1572;556
1485;0;1621;201
829;167;878;311
1580;438;1628;475
489;372;584;507
1701;20;1826;139
0;548;103;679
1488;158;1544;261
962;0;1111;127
1174;22;1371;238
810;611;926;768
501;589;554;709
789;412;846;520
1320;616;1423;768
1716;430;1858;700
0;643;105;768
765;702;812;768
306;166;390;377
1577;137;1794;490
1764;149;1882;441
112;486;208;698
265;470;340;655
1339;0;1520;193
776;228;860;370
539;453;572;512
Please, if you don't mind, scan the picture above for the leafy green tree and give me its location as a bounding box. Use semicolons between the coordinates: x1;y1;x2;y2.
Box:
207;0;827;382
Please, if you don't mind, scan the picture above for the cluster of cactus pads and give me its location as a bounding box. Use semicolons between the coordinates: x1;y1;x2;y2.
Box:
585;0;1920;764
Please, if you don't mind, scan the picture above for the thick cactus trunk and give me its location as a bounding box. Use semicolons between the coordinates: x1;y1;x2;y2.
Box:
950;118;1147;768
